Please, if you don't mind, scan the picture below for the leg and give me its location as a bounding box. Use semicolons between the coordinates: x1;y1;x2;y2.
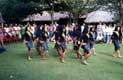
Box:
26;41;33;60
117;50;122;58
113;41;121;58
113;51;117;58
27;48;32;61
55;48;60;57
57;48;64;63
61;48;67;63
74;50;81;59
36;47;41;56
42;51;47;60
92;47;96;55
0;40;5;48
83;52;91;65
41;46;47;60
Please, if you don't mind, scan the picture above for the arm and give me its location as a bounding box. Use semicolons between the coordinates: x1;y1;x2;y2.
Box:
51;35;56;43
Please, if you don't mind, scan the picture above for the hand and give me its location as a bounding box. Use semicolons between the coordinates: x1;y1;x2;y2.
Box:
51;39;56;43
23;40;27;44
40;41;44;43
57;41;61;45
82;43;86;45
51;38;55;42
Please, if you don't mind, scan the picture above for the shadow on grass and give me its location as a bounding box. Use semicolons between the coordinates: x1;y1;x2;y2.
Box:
104;57;123;66
98;51;123;66
99;52;112;57
17;53;27;60
48;49;58;57
112;60;123;66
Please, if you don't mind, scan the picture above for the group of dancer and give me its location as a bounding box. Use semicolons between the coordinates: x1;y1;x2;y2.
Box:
23;23;122;65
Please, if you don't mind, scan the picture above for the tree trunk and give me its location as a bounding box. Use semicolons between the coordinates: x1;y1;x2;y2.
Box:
69;12;72;26
118;0;122;25
50;11;54;25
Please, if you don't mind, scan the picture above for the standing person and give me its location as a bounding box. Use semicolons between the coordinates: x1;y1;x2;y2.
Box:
80;25;91;65
0;24;5;47
48;24;54;41
72;26;81;59
52;26;61;57
21;25;26;40
39;25;49;60
34;25;42;56
23;24;33;61
8;24;13;43
89;27;96;55
52;25;67;63
102;23;107;43
107;24;113;44
96;23;103;41
81;24;85;33
121;27;123;44
0;24;6;53
60;25;67;63
110;26;122;58
32;23;37;36
17;24;22;41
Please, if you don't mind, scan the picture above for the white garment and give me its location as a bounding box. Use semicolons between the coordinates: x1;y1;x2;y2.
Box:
13;27;18;31
96;24;103;40
81;25;85;33
109;27;113;35
5;28;9;33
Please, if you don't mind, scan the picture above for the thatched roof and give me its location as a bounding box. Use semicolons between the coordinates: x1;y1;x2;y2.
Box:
85;11;115;23
23;11;69;21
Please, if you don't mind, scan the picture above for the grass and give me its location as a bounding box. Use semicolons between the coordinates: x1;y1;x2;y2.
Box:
0;42;123;80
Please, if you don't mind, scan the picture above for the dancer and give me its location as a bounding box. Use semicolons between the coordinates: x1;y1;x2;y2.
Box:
24;24;33;60
0;24;5;47
80;25;91;65
111;26;122;58
89;27;96;55
72;26;81;59
52;25;67;63
34;25;42;56
37;25;49;60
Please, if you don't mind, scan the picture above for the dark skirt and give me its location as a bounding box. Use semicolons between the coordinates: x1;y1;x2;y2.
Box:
26;40;33;49
73;45;80;50
89;41;94;49
81;43;90;53
36;41;48;52
113;40;120;51
54;41;67;50
42;42;48;52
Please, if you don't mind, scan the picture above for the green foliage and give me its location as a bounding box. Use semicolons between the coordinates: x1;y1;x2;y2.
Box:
0;0;49;20
0;0;122;22
0;0;71;21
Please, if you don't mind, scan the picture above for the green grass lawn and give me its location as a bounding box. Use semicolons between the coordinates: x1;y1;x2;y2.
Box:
0;42;123;80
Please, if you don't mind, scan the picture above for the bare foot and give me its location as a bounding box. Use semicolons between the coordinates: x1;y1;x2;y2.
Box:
83;60;88;65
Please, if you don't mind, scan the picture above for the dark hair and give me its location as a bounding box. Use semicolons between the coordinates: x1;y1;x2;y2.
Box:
57;25;64;32
114;26;121;31
114;26;122;40
90;27;95;32
83;24;89;34
25;26;28;32
42;25;45;31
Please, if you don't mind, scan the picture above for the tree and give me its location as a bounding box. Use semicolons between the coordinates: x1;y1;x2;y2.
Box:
0;0;50;22
0;0;71;23
55;0;96;24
